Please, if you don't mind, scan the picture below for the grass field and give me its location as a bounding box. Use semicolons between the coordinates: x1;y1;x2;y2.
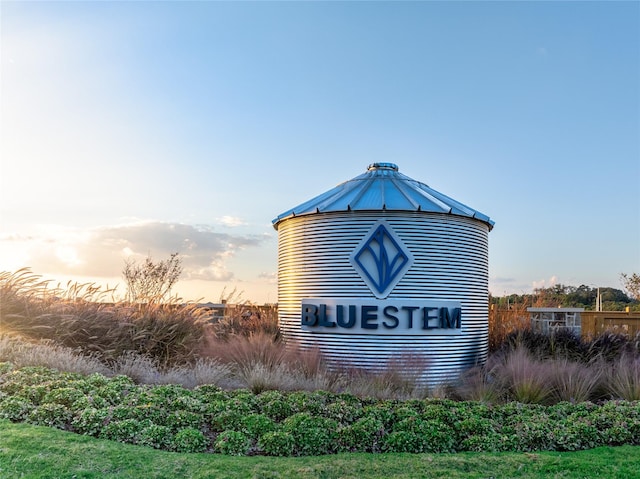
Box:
1;420;639;479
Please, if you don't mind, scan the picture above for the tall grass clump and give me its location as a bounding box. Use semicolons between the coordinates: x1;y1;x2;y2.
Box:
204;333;340;393
548;358;603;403
606;353;640;400
211;304;280;340
0;334;235;389
454;365;502;404
585;332;640;363
0;334;111;376
488;301;530;352
491;346;552;404
341;352;431;400
0;269;209;367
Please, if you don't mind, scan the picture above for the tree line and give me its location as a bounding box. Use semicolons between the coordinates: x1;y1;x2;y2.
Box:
491;277;640;312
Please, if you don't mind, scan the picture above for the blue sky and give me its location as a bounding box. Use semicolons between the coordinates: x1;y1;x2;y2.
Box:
1;1;638;303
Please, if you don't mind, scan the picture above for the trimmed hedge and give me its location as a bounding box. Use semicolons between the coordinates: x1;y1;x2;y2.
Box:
1;363;640;456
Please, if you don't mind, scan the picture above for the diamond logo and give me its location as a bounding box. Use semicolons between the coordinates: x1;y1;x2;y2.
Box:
350;221;414;298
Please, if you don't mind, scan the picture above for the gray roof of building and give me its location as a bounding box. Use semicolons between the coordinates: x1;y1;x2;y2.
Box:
272;162;494;230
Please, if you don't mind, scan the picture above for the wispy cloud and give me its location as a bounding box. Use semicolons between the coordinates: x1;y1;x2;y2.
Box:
217;216;247;227
0;221;269;282
532;275;559;290
258;271;277;283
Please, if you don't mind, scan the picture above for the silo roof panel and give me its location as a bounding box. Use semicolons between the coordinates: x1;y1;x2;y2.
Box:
273;163;494;230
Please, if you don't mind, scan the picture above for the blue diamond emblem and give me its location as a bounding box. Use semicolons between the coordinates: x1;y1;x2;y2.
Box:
351;221;413;298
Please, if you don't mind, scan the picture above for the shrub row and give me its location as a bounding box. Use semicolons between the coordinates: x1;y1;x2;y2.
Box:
498;329;640;363
1;363;640;456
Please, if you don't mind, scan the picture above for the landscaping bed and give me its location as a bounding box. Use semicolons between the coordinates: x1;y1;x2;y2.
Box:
1;362;639;457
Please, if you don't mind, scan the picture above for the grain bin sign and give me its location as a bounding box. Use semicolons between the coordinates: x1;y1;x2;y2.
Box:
272;163;494;383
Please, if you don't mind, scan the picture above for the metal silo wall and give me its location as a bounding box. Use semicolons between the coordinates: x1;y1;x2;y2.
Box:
277;211;489;384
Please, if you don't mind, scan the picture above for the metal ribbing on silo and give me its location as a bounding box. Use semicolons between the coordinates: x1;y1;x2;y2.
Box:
277;211;490;384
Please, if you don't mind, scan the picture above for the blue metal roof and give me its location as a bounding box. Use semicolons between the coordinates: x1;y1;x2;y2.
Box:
272;163;495;230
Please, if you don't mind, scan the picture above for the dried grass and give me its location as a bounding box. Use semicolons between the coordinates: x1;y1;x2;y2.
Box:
210;304;280;340
492;346;553;404
203;334;341;393
6;269;639;402
0;334;111;376
455;364;502;404
340;353;431;400
606;353;640;400
0;269;209;366
488;302;530;352
109;351;235;389
548;358;603;403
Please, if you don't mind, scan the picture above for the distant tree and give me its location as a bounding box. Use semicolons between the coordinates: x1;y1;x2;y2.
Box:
505;283;634;311
122;252;183;302
621;273;640;301
566;284;597;308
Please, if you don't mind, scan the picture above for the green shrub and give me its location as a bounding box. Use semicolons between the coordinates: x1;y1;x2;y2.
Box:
208;410;245;432
165;410;203;432
456;416;496;439
72;407;110;436
5;362;640;457
325;392;365;423
286;391;328;416
258;431;295;456
420;401;458;425
20;385;49;405
172;427;208;453
241;413;277;439
95;376;137;405
27;403;73;429
147;384;192;409
100;419;149;444
193;384;228;400
460;433;503;452
324;399;363;425
0;396;34;421
85;372;111;389
588;402;638;446
553;419;602;451
110;404;136;422
138;424;174;450
126;404;168;424
391;417;456;453
5;366;60;386
43;387;86;408
382;430;422;453
510;418;555;452
225;389;258;412
392;405;419;422
214;430;251;455
0;362;14;374
171;394;205;414
256;390;294;421
282;413;338;456
338;416;385;452
361;401;399;430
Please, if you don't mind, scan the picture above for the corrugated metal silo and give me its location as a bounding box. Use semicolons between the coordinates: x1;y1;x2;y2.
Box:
272;163;494;384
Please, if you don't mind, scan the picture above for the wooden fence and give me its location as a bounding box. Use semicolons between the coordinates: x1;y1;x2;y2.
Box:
581;311;640;338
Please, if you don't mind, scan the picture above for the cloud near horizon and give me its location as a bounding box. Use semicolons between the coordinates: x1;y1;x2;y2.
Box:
0;221;270;282
532;275;559;291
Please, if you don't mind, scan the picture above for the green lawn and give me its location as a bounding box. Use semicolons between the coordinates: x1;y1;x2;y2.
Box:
1;420;639;479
